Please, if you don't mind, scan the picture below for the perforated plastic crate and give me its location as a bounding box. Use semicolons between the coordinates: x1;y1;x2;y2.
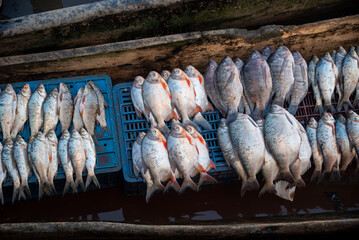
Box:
1;74;121;188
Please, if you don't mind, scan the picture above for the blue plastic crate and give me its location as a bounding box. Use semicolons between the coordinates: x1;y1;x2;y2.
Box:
1;74;121;187
113;82;234;183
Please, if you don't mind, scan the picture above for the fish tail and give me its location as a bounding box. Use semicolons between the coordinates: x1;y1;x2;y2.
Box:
226;109;238;124
49;179;57;195
18;188;27;201
287;103;299;116
313;104;324;114
206;102;215;112
12;186;20;204
92;134;101;148
75;176;86;192
330;168;341;182
146;180;165;203
250;108;263;121
198;172;217;190
275;170;295;184
164;178;180;193
324;104;336;113
193;113;212;130
310;169;322;182
295;177;306;188
21;182;32;199
63;178;76;196
241;177;260;198
258;184;277;198
183;119;201;132
318;170;329;183
180;176;198;194
0;187;3;205
85;173;101;190
99;124;111;138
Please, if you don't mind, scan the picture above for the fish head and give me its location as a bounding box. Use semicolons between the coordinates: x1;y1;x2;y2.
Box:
234;57;244;70
185;125;199;138
4;84;15;96
19;83;31;99
269;104;286;114
250;50;263;60
35;131;46;141
336;114;346;125
71;130;82;139
307;117;318;129
170;68;188;81
322;112;335;124
28;136;35;145
47;130;58;144
135;132;146;144
292;51;304;63
59;82;70;93
185;65;203;83
276;45;291;57
218;56;235;72
147;127;165;142
133;76;145;89
4;138;13;148
49;87;59;98
80;128;91;139
61;130;71;140
337;46;346;56
146;71;162;84
36;84;47;98
15;135;27;146
84;82;95;96
77;87;84;96
170;124;187;138
160;70;171;81
349;46;358;58
206;60;218;74
312;55;319;64
348;110;359;122
323;52;332;62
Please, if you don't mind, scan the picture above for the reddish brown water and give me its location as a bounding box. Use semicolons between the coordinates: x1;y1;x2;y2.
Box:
0;168;358;224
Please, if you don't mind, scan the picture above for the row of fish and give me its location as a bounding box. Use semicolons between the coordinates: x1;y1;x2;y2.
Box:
204;45;309;123
309;46;359;113
132;122;216;203
217;105;311;198
0;128;100;204
0;80;109;145
306;111;359;183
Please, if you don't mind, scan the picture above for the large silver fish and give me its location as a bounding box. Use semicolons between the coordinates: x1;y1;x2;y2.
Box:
0;143;5;204
242;50;272;120
317;113;341;182
316;52;339;113
80;83;99;145
306;117;324;182
0;84;17;140
288;51;308;115
267;45;295;107
217;118;248;184
58;82;74;133
58;130;76;195
11;84;31;140
29;84;47;136
142;127;179;202
216;56;243;123
308;56;322;113
346;110;359;175
14;135;31;200
80;128;100;190
337;47;359;111
46;130;59;194
89;81;110;136
229;113;265;197
68;130;86;192
43;88;59;136
73;87;84;132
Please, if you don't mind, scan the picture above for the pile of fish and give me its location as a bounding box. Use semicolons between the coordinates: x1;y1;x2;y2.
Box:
309;46;359;113
0;81;106;204
132;122;216;203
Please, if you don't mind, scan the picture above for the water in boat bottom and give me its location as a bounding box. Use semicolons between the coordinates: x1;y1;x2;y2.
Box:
0;168;358;224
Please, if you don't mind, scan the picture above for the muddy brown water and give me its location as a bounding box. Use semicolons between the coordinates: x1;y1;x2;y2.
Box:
0;167;358;224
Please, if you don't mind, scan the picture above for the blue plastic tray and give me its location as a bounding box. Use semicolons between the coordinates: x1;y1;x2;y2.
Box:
113;82;234;183
2;74;121;187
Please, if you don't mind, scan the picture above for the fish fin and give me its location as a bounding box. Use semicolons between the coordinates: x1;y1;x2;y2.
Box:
133;165;140;178
198;172;217;189
163;172;180;193
63;178;76;196
184;119;201;132
226;109;237;124
288;103;299;115
330;167;341;182
324;104;337;113
12;186;20;203
85;174;101;190
194;104;203;114
198;75;204;84
294;178;306;188
180;176;198;194
311;169;322;183
207;160;216;171
134;105;143;119
99;125;111;137
24;183;31;198
258;184;277;198
241;177;260;197
75;177;86;192
59;91;63;102
193;113;212;130
206;102;214;112
274;170;295;184
146;181;165;203
0;188;3;205
171;109;178;121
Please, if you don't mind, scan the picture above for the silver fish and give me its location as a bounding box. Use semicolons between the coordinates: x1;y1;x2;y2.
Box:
229;113;265;197
336;114;356;175
80;128;100;190
306;117;324;182
142;127;179;202
2;139;21;203
316;52;339;113
89;81;110;136
73;87;84;132
43;88;59;136
243;50;272;120
334;46;347;109
14;135;31;200
0;143;5;204
317;112;341;182
10;84;31;140
29;84;47;136
268;45;295;107
308;56;322;113
58;130;76;195
68;130;86;192
216;56;243;124
80;83;99;144
260;45;274;61
288;51;308;115
58;82;74;133
0;84;17;140
346;110;359;175
235;57;251;115
338;47;359;111
46;130;59;194
161;70;171;82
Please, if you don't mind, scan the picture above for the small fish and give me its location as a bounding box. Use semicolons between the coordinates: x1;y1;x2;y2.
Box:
317;113;341;182
10;83;31;140
89;81;110;136
316;52;339;113
46;130;59;194
2;139;21;203
161;70;171;81
229;113;265;197
334;46;347;109
235;57;251;115
29;84;47;136
58;130;76;195
0;84;17;140
260;45;274;60
288;51;308;115
131;76;157;126
68;130;86;192
338;47;359;111
80;128;100;190
14;135;31;200
132;132;153;195
142;127;179;202
346;110;359;175
308;56;323;113
336;114;356;175
186;125;217;188
73;87;84;132
216;56;243;124
80;83;99;144
0;143;5;204
268;45;295;107
58;82;74;133
43;88;59;136
306;117;324;182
